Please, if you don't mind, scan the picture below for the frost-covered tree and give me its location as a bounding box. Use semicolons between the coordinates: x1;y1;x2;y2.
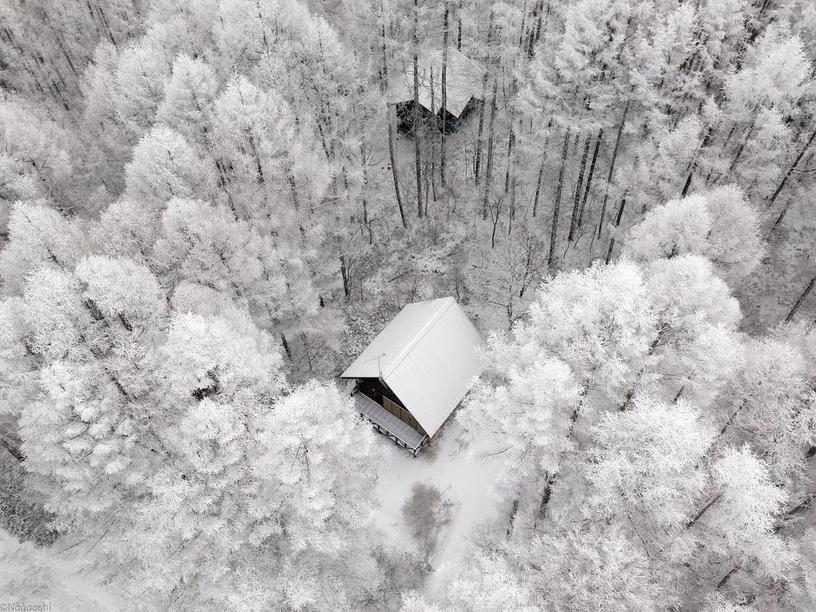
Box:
0;200;86;294
123;125;215;207
0;98;75;220
624;185;764;283
156;55;218;148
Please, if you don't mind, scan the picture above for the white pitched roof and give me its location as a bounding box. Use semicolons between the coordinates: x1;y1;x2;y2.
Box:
389;48;485;118
341;297;484;437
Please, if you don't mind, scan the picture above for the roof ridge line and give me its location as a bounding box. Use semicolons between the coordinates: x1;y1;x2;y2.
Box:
382;297;455;380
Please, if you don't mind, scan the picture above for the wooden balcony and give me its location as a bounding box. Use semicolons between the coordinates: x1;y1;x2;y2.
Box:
353;392;427;455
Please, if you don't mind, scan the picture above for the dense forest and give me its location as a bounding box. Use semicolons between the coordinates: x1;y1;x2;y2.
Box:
1;0;816;609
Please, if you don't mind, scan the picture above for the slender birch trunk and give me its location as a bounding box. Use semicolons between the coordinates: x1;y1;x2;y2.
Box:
503;109;516;195
360;142;373;244
768;127;816;208
475;7;495;184
548;127;570;272
532;153;546;218
413;0;423;218
578;128;603;227
474;73;488;184
605;195;627;264
379;15;407;228
568;133;591;242
482;79;498;221
531;120;552;218
429;67;437;209
441;4;449;187
457;0;463;51
724;115;757;179
597;100;629;239
785;276;816;324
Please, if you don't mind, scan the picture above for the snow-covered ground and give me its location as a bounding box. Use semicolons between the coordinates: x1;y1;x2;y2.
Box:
370;416;504;598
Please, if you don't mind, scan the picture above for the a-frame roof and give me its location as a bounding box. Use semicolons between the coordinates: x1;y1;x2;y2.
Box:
340;297;484;437
388;48;485;119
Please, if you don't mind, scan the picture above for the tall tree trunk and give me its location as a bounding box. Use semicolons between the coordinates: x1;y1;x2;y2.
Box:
532;151;546;218
768;127;816;208
725;116;757;180
536;380;589;523
785;275;816;324
531;120;552;218
605;195;627;265
429;67;438;209
388;117;408;229
578;128;603;227
597;100;630;239
534;2;546;45
457;0;463;51
518;0;528;48
682;124;713;196
482;79;498;221
548;127;570;272
280;332;293;361
340;255;351;299
568;133;591;242
537;471;557;520
503;108;516;196
360;143;373;244
474;73;488;184
379;14;407;229
474;7;495;185
441;3;449;188
506;498;520;539
413;0;423;218
769;197;792;234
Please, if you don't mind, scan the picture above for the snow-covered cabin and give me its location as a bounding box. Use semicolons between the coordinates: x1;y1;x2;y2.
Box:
390;47;485;134
341;297;484;455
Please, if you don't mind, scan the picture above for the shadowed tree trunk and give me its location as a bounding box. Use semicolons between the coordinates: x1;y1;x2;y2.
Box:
474;7;495;185
568;133;591;242
768;128;816;208
379;15;407;228
536;380;589;523
578;128;603;227
457;0;463;50
597;100;630;239
531;120;552;217
429;67;438;210
503;95;516;196
340;255;350;299
532;153;546;218
769;197;792;234
548;127;570;272
682;123;714;196
724;116;757;180
482;79;498;221
474;73;488;184
441;3;449;187
388;115;408;229
506;498;519;539
785;275;816;324
360;142;373;244
413;0;423;218
605;195;627;265
280;332;293;361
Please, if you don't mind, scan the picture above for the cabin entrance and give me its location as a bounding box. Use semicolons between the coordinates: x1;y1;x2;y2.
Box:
357;378;425;435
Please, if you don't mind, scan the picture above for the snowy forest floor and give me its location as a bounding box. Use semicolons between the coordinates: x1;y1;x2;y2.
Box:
370;416;504;598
